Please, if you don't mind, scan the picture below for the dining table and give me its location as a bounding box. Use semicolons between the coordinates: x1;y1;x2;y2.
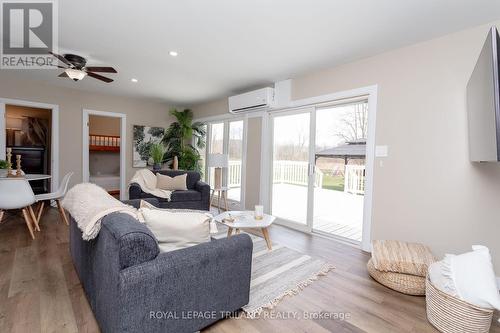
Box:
24;174;52;181
0;173;52;181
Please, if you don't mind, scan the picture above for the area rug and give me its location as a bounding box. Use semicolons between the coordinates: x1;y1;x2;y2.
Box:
214;229;334;318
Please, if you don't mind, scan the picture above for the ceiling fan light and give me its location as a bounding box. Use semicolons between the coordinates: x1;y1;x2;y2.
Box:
65;68;87;81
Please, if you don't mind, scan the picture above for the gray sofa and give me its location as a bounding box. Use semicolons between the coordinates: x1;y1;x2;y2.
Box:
69;199;253;333
129;170;210;210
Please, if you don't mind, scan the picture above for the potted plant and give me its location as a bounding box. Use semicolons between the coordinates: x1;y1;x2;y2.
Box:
0;160;8;178
162;108;206;172
149;143;166;172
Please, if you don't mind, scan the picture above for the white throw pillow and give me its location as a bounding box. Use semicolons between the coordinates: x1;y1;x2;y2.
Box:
428;261;458;297
156;173;187;191
430;245;500;310
139;200;211;253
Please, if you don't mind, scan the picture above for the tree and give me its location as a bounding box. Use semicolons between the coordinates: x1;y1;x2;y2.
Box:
334;103;368;142
162;108;206;171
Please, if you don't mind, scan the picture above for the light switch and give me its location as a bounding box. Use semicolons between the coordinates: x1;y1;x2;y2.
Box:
375;145;388;157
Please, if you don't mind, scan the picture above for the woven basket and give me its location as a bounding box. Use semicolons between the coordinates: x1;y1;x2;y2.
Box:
367;259;425;295
426;277;493;333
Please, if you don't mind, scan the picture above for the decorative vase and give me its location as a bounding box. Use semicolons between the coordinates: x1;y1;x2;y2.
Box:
173;156;179;170
153;163;161;172
0;169;7;178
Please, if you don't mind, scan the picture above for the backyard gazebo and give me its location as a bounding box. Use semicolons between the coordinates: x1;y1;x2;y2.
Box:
315;139;366;163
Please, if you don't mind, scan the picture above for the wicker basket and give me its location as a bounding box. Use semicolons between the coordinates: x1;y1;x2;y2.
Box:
426;277;493;333
367;259;426;295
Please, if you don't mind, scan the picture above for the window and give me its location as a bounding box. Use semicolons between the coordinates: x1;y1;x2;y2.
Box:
198;124;207;181
228;120;243;201
202;118;246;208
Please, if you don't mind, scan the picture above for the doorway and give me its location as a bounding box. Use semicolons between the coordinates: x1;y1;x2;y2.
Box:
0;98;59;192
313;101;368;242
82;109;126;200
269;98;372;246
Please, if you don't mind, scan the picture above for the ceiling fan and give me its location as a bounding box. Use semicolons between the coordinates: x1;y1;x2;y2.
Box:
49;52;117;83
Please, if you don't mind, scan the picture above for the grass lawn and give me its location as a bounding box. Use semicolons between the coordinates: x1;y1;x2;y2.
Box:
322;174;345;191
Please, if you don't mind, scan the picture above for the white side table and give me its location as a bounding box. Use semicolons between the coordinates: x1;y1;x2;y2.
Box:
213;211;276;250
210;187;229;213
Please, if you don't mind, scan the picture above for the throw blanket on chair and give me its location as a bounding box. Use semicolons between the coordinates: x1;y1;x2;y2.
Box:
129;169;172;201
62;183;140;240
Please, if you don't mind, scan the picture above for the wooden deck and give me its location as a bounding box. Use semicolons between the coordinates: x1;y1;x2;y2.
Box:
272;183;364;242
314;219;362;241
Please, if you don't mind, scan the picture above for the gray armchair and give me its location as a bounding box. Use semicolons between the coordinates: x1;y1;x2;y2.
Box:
129;170;210;210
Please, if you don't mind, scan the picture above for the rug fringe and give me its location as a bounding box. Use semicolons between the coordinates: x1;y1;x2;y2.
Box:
243;263;335;319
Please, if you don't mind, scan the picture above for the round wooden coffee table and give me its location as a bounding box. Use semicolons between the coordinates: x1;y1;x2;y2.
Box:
213;211;276;250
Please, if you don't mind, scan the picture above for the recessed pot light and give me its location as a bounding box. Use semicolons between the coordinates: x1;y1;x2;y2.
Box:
169;51;178;57
131;78;138;83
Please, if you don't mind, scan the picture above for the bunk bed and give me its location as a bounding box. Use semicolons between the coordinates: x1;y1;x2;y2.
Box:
89;134;120;196
89;134;120;152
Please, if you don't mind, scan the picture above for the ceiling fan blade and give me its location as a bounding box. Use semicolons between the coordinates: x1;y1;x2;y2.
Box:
49;51;72;66
58;72;68;77
87;71;113;83
85;66;117;73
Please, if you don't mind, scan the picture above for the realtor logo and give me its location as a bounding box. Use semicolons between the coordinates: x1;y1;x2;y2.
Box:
1;0;58;68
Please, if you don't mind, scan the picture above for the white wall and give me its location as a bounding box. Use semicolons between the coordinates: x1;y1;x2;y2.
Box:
192;20;500;270
0;73;173;187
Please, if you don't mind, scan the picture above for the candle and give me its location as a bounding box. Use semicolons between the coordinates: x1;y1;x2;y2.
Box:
255;205;264;220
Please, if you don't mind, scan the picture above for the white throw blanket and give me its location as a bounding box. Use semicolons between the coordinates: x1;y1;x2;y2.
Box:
129;169;172;200
62;183;140;240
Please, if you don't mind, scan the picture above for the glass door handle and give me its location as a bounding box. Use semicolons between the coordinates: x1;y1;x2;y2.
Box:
308;163;315;176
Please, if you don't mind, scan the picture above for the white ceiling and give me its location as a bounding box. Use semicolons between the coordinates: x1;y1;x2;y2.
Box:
5;0;500;105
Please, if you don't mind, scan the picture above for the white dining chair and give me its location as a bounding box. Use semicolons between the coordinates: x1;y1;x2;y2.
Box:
0;178;38;239
34;172;73;226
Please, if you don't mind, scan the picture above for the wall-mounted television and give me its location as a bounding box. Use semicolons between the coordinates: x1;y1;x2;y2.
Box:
467;26;500;162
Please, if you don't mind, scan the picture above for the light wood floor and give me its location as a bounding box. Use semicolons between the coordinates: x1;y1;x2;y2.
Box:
1;207;499;333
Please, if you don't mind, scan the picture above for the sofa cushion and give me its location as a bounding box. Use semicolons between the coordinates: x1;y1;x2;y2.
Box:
156;170;200;189
122;198;160;209
156;173;187;191
139;201;211;253
170;189;202;202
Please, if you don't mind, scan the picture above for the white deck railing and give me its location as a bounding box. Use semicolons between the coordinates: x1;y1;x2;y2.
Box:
344;165;365;195
228;160;324;188
273;160;323;188
229;160;364;194
228;160;242;188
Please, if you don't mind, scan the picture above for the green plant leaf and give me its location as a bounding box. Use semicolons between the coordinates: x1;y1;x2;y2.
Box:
163;108;205;170
149;143;166;164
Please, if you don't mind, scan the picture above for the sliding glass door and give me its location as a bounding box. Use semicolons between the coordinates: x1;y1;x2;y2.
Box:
207;122;224;188
227;120;244;202
313;102;367;242
271;110;311;226
203;118;246;209
270;100;369;243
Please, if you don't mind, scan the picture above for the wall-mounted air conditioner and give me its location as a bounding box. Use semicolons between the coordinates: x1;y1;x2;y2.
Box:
228;87;274;114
